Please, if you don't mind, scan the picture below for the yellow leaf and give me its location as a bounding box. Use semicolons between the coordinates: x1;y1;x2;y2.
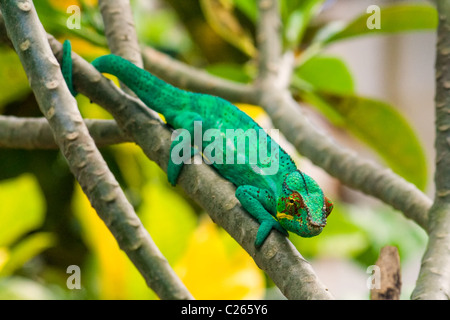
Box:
113;143;198;263
63;37;109;60
174;217;265;299
108;143;146;191
49;0;80;10
0;233;56;277
139;177;197;264
0;174;46;247
0;248;9;273
235;103;266;121
71;184;152;299
49;0;98;10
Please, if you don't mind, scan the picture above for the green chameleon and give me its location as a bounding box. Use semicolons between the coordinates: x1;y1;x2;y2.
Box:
61;40;333;247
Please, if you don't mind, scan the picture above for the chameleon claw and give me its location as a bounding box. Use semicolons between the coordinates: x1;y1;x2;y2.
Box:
273;221;289;237
255;219;288;247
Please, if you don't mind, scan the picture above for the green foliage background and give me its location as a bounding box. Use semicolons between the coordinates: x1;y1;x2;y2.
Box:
0;0;434;299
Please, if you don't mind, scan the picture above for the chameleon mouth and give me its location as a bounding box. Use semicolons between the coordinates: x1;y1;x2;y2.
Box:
307;217;326;228
306;220;324;237
305;203;327;228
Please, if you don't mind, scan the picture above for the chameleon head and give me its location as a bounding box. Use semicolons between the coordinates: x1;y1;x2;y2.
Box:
276;171;333;237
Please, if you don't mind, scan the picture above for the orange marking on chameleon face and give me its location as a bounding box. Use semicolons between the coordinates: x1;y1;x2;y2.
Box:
276;212;294;220
283;192;305;217
324;196;333;217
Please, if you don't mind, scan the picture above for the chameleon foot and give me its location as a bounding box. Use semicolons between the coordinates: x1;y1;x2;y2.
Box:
255;219;289;247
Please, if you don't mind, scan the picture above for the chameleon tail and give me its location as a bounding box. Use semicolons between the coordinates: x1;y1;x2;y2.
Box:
91;54;185;113
61;40;78;97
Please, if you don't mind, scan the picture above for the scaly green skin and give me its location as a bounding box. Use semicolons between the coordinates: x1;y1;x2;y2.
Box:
62;40;333;247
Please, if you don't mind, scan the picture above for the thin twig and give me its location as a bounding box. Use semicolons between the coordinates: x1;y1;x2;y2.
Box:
256;0;282;84
252;0;431;230
412;1;450;299
0;115;131;149
259;91;431;230
98;0;142;67
98;0;142;96
370;246;402;300
0;0;192;300
138;5;432;230
141;45;257;104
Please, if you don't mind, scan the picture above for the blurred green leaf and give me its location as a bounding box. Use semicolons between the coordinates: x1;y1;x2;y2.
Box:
0;174;46;247
231;0;257;22
293;201;427;264
0;233;56;277
292;201;369;258
139;164;197;264
34;0;106;47
0;48;29;111
135;6;191;52
295;55;354;95
72;181;154;300
345;204;427;265
301;92;428;190
174;217;265;299
316;3;437;45
200;0;256;57
281;0;325;47
206;63;252;83
0;276;63;300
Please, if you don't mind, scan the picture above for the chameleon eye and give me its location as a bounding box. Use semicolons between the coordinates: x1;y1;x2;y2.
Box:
289;199;295;204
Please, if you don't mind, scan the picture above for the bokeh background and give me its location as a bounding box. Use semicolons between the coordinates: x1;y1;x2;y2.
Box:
0;0;435;299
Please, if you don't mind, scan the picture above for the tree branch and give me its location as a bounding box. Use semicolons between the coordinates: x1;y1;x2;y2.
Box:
259;91;431;230
412;1;450;299
47;35;334;300
370;246;401;300
0;1;192;300
256;0;282;83
1;5;431;229
143;1;431;231
251;0;431;231
98;0;142;68
0;115;131;149
141;45;258;104
98;0;142;97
